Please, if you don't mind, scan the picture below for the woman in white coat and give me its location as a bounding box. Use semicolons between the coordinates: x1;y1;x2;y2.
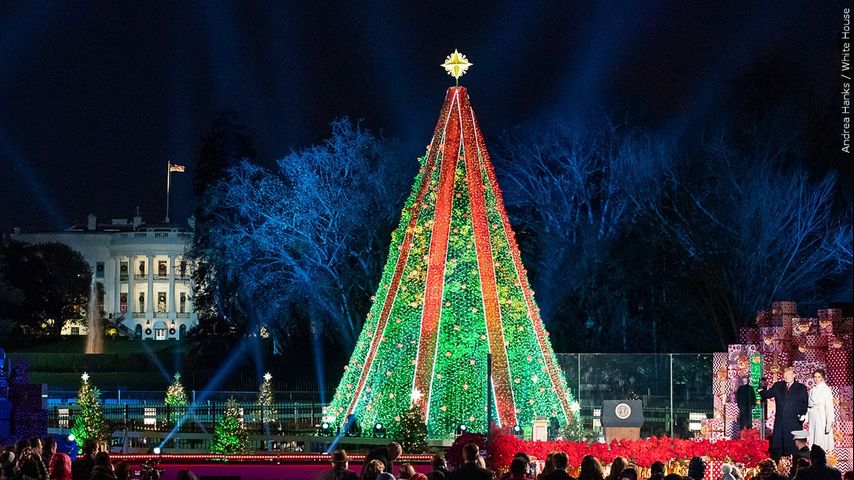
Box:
807;368;835;451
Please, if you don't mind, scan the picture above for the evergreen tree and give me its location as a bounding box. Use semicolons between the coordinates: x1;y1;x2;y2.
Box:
257;372;276;423
164;373;188;407
210;397;249;454
399;401;428;453
70;373;109;449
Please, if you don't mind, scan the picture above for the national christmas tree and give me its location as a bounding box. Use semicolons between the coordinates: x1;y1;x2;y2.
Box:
164;373;188;407
257;372;276;423
210;397;249;454
326;51;580;439
70;373;110;449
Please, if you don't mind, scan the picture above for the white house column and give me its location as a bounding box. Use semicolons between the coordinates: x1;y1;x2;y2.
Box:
168;255;176;316
146;254;154;315
113;257;121;318
127;256;135;313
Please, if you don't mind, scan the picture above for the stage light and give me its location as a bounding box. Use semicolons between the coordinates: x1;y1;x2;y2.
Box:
512;424;522;437
455;424;467;435
152;447;161;455
320;422;332;435
67;434;75;442
374;422;386;437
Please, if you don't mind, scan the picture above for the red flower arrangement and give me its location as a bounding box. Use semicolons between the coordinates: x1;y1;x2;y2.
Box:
450;432;769;471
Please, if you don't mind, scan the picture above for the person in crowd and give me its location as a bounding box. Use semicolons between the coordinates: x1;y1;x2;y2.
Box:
28;438;43;459
538;453;556;480
619;467;638;480
321;449;357;480
720;464;737;480
362;460;388;480
579;455;604;480
14;440;30;461
427;455;449;480
48;453;71;480
605;457;628;480
41;438;56;473
502;453;533;480
542;452;573;480
449;443;491;480
794;446;841;480
649;462;666;480
0;451;15;480
790;431;811;478
807;369;835;453
760;367;809;461
89;452;115;480
506;458;531;480
71;440;97;480
756;460;787;480
399;463;426;480
173;470;197;480
111;463;128;480
15;447;48;480
362;443;402;479
686;457;706;480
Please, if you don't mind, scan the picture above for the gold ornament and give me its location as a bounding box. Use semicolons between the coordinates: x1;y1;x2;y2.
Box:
441;49;472;85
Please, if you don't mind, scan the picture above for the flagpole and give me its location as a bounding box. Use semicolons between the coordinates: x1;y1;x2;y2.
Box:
165;161;171;224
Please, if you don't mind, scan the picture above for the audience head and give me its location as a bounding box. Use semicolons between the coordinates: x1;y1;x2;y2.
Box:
399;463;416;479
510;458;528;476
82;439;98;456
620;467;638;480
688;457;706;480
114;461;130;480
49;452;72;479
721;464;732;476
810;445;827;467
462;443;481;463
28;437;42;455
757;459;777;478
553;452;569;471
363;459;385;479
514;452;531;464
431;454;447;470
43;436;57;456
94;451;112;468
175;469;199;480
651;461;666;476
580;454;605;480
331;449;348;468
609;457;628;479
387;442;402;461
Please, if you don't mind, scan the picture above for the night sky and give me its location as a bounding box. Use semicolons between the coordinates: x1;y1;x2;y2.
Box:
0;1;849;232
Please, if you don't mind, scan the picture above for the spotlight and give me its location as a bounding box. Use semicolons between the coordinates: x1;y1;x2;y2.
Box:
152;447;161;455
512;424;522;437
320;422;332;436
455;424;467;435
67;434;75;442
374;422;386;437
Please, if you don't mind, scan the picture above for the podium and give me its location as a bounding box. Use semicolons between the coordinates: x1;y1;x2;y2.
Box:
601;400;644;441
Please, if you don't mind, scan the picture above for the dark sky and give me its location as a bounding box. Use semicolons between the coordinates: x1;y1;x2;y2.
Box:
0;0;848;231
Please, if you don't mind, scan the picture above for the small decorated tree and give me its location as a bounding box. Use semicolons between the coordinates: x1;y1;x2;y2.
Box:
164;373;188;407
257;372;276;423
70;373;110;450
399;401;428;453
210;397;249;454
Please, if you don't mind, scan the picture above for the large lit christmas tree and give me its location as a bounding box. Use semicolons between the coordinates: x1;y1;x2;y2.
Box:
164;373;188;407
326;51;580;439
70;373;110;449
257;372;277;423
210;397;249;454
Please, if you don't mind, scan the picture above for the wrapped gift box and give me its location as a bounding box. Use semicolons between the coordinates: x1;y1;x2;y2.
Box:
832;387;852;422
772;301;798;315
827;345;852;386
793;361;826;387
827;448;852;473
740;327;759;344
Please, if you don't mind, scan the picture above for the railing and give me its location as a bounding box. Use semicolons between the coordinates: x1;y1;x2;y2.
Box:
131;312;145;318
48;402;324;435
133;274;146;280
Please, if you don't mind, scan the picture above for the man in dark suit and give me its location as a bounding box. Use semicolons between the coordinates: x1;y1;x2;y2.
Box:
450;443;492;480
362;442;401;478
759;367;808;461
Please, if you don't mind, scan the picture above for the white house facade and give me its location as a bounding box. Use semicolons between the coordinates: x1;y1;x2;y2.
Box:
12;213;198;340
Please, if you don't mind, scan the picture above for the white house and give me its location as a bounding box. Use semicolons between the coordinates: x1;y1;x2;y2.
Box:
12;212;198;340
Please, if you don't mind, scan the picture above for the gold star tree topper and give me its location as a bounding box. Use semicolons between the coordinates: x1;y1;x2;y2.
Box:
442;49;472;85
